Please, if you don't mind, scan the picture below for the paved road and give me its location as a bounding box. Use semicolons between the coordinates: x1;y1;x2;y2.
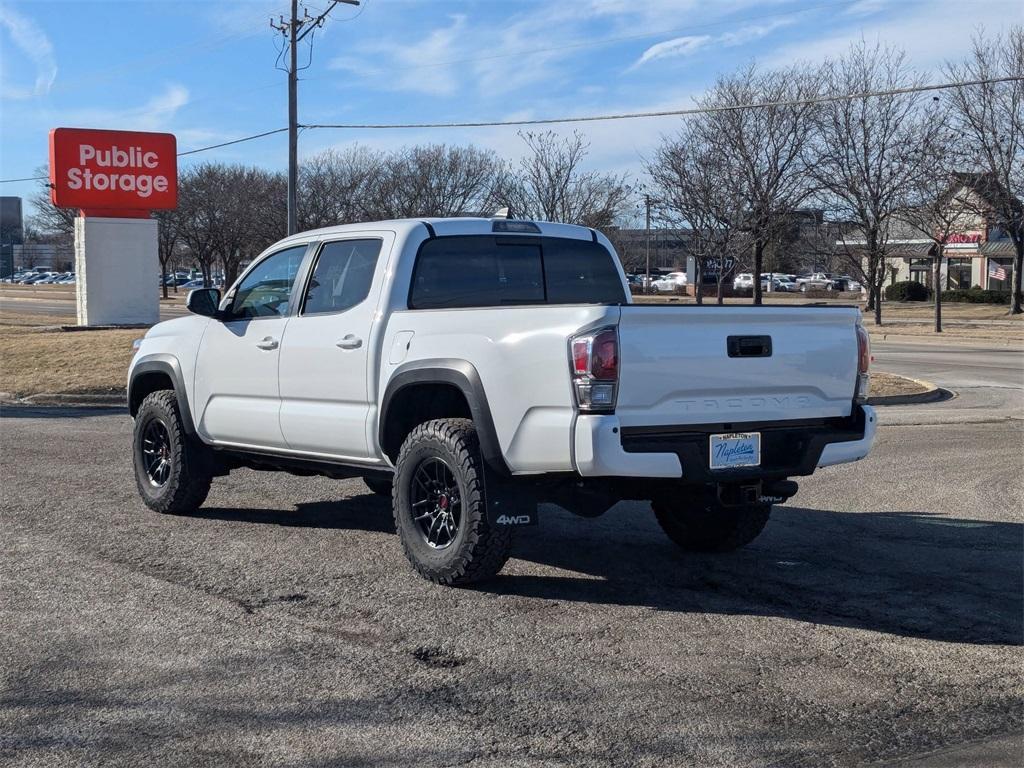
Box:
873;341;1023;390
872;341;1023;425
2;406;1022;763
0;291;188;320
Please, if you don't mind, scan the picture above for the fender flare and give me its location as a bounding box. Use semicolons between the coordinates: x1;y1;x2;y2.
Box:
379;358;509;474
128;354;197;437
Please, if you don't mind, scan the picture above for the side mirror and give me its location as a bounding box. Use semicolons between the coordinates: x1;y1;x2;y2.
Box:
186;288;222;318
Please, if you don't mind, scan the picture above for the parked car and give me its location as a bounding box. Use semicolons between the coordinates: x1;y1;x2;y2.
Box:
732;273;754;291
831;275;862;292
770;276;798;292
179;279;206;289
23;272;58;284
795;273;837;292
129;216;876;586
651;271;688;293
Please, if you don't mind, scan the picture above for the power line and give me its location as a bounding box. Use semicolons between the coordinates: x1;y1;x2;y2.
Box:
3;74;1020;183
176;128;290;157
302;76;1024;131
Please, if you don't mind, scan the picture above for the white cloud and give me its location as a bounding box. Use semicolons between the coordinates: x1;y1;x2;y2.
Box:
763;0;1024;71
633;35;713;68
59;84;191;131
631;19;793;69
331;14;468;97
844;0;890;17
0;5;57;99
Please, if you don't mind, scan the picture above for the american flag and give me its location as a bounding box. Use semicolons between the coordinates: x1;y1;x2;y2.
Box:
988;260;1007;281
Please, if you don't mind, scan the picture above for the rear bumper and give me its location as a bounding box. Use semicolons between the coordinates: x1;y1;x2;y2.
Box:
573;405;876;480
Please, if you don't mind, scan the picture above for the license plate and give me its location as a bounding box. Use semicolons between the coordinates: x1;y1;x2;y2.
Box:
709;432;761;469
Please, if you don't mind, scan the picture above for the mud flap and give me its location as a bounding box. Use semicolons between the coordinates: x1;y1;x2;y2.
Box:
482;462;539;527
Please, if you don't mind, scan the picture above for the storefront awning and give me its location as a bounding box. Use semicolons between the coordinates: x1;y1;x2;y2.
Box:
981;240;1017;257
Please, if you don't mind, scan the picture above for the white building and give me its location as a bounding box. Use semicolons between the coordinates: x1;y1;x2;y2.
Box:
844;173;1018;292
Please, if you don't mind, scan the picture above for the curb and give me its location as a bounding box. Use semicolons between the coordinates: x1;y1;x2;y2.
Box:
870;332;1022;347
0;391;126;407
868;376;952;406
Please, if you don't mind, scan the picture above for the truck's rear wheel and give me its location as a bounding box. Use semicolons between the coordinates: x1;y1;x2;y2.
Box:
393;418;512;585
652;493;770;552
133;390;212;515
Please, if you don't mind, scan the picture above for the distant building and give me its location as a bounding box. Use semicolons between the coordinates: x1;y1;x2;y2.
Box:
842;173;1019;291
605;227;692;273
0;196;23;278
13;243;67;270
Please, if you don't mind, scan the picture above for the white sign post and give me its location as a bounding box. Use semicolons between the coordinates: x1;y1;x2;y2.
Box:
74;216;159;326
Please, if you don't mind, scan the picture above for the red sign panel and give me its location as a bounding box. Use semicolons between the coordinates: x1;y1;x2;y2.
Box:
945;232;983;244
49;128;177;215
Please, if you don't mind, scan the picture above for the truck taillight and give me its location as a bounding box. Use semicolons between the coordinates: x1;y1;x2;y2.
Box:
569;327;618;412
855;324;871;403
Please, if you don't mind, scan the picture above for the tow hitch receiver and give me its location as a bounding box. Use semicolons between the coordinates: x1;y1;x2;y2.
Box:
718;482;761;507
718;479;799;506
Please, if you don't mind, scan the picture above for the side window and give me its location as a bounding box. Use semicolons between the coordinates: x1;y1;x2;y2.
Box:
229;245;307;320
410;236;544;309
544;239;627;304
302;239;382;316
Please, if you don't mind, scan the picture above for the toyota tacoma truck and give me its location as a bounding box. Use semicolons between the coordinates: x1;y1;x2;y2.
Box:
129;216;876;585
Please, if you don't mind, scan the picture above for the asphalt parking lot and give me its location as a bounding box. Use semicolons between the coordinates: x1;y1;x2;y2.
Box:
2;348;1022;767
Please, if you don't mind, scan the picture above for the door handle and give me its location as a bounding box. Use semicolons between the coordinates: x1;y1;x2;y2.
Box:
336;334;363;350
255;336;279;351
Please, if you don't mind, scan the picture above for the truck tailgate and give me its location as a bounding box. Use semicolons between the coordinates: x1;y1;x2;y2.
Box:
616;305;860;427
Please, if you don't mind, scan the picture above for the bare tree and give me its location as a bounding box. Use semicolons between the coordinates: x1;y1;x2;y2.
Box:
813;41;932;324
366;144;506;219
27;167;75;243
945;27;1024;314
175;165;223;286
647;122;746;304
902;113;972;332
698;64;818;305
503;131;630;228
153;208;182;299
299;146;384;228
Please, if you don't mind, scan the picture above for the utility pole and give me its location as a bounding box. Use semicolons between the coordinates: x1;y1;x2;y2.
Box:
287;0;298;236
272;0;359;236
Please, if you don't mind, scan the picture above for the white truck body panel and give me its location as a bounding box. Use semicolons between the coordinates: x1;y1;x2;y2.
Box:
615;305;860;427
380;304;616;473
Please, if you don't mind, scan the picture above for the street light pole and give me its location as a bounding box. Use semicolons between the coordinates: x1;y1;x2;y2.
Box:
644;193;652;295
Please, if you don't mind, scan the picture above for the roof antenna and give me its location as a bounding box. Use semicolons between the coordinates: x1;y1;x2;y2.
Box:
493;206;513;219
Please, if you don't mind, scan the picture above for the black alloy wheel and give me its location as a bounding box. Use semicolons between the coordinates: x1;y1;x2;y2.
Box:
410;456;462;549
140;418;173;487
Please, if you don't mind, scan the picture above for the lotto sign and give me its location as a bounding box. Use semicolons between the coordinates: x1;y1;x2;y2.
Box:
49;128;177;214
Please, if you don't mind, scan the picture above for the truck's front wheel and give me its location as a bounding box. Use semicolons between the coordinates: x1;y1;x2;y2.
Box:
393;418;512;585
133;390;212;515
652;493;770;553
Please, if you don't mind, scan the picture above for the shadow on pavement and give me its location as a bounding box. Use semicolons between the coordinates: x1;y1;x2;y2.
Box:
183;494;1021;647
0;404;126;420
478;504;1023;647
190;496;395;534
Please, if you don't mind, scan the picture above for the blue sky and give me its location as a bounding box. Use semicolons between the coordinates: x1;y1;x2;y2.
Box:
2;0;1022;218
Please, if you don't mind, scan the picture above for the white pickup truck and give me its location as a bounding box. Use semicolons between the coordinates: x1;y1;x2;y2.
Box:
129;216;876;585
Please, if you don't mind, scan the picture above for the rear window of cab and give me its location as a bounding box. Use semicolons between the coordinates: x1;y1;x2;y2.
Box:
409;235;626;309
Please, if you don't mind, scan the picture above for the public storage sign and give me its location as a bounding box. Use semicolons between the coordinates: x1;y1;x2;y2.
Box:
49;128;177;214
